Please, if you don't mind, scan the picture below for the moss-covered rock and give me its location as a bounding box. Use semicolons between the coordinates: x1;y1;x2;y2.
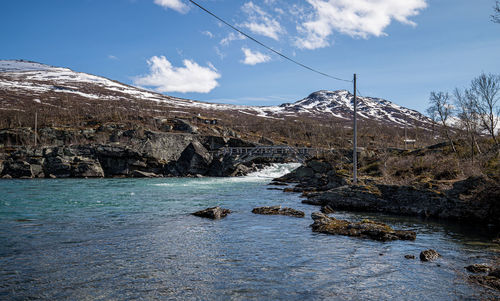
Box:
310;212;416;241
252;205;305;218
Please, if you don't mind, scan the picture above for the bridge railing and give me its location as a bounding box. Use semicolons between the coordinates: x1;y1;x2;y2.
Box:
211;146;327;162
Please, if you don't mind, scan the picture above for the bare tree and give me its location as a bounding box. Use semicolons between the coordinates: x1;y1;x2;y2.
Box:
470;73;500;148
427;91;457;152
454;88;482;161
493;1;500;23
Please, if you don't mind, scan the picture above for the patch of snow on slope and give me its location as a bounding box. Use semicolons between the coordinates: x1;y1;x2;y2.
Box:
0;60;59;72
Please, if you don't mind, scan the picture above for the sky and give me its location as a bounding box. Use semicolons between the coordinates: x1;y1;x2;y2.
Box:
1;0;499;113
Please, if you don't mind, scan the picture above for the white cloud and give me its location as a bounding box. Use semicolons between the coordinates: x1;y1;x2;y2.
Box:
296;0;427;49
134;56;221;93
241;47;271;65
201;30;214;39
214;46;226;60
220;32;246;46
154;0;189;14
241;2;285;41
108;55;118;60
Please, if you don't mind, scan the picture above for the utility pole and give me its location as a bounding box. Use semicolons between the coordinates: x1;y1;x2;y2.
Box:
404;122;407;150
34;111;38;147
353;74;357;184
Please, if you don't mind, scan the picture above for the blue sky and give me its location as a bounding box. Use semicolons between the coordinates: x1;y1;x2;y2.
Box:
1;0;499;113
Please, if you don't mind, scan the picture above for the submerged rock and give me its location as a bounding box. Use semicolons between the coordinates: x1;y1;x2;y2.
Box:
310;212;416;241
268;181;288;186
252;205;305;218
466;264;492;273
420;249;440;262
131;170;161;178
405;255;416;259
192;206;231;220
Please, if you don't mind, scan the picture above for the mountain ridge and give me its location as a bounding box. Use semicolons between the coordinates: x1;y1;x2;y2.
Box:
0;59;431;129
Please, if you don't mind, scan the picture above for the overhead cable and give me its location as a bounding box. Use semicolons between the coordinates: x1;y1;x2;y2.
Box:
188;0;352;83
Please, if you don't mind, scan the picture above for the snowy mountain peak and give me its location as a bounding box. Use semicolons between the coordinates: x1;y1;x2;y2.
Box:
279;89;431;126
0;60;66;72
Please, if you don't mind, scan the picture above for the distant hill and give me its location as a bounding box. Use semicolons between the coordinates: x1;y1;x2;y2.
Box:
0;60;431;127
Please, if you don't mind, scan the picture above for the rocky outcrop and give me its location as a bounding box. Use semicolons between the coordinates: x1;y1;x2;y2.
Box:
277;159;500;226
419;249;440;261
192;206;231;219
174;141;213;176
2;160;33;178
252;205;305;217
310;212;416;241
0;126;264;178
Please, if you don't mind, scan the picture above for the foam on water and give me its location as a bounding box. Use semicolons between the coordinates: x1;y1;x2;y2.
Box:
152;163;300;187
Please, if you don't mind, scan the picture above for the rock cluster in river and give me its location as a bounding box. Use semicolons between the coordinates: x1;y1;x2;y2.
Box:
275;159;500;226
310;212;416;241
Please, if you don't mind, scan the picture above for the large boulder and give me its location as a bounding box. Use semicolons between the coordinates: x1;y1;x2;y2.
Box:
420;249;440;261
175;141;213;176
310;212;416;241
43;155;72;178
2;160;33;178
252;205;305;218
71;157;104;178
172;119;197;134
192;206;231;219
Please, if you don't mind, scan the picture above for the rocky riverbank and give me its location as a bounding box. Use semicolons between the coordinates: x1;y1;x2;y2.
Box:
0;123;268;179
274;159;500;227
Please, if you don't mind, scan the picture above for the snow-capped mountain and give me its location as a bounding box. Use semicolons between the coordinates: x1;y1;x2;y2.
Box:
0;60;431;128
279;90;431;126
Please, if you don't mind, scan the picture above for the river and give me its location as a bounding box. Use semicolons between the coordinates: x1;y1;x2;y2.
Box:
0;163;499;300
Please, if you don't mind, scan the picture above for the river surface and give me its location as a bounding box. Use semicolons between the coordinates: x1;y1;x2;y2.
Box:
1;163;499;300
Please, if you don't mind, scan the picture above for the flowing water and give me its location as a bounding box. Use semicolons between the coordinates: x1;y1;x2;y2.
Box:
1;163;499;300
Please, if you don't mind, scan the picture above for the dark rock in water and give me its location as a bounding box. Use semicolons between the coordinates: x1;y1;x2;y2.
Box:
420;249;440;262
320;205;335;214
252;206;305;218
466;264;492;273
229;164;251;177
266;187;283;191
192;206;231;220
405;255;416;259
310;212;416;241
132;170;160;178
268;181;288;186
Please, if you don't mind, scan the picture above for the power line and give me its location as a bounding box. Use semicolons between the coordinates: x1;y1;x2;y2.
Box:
188;0;352;83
